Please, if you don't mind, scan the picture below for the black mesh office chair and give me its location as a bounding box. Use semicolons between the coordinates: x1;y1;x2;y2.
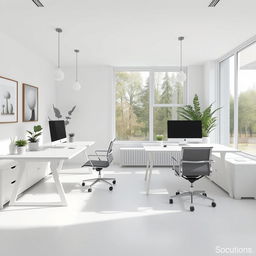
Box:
81;139;116;192
169;147;216;212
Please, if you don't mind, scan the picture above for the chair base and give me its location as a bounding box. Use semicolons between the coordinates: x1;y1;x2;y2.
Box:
169;189;216;212
82;175;116;192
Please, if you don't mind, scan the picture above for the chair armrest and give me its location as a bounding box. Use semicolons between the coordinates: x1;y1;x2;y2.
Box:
88;154;107;161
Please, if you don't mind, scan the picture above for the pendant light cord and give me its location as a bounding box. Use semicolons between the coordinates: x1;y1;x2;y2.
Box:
76;51;78;82
58;31;60;69
180;39;182;71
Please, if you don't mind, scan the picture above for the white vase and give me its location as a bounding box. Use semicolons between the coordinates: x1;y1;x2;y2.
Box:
17;146;26;155
28;142;39;151
202;137;210;144
69;136;74;143
9;143;16;155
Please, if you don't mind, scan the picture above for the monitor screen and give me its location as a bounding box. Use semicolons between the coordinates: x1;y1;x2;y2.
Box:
49;120;67;142
167;120;202;139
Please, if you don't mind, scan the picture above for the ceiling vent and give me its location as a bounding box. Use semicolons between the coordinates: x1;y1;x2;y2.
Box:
208;0;221;7
32;0;44;7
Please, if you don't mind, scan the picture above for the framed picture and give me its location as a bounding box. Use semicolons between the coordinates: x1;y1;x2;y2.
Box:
0;76;18;124
23;83;38;122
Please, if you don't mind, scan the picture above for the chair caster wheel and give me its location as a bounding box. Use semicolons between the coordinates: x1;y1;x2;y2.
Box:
211;202;216;207
82;182;85;187
190;206;195;212
112;180;116;185
88;188;92;192
176;191;180;195
202;192;207;197
169;199;173;204
109;186;113;191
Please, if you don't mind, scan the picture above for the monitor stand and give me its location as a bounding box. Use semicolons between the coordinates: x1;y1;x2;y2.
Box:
178;139;188;146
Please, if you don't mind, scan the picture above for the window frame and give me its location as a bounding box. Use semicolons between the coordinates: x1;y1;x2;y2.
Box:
217;35;256;156
113;67;188;142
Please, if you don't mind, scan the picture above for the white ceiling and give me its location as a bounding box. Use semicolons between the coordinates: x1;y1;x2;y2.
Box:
0;0;256;67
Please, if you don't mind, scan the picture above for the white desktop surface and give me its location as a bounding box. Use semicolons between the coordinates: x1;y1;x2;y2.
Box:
144;143;238;153
143;143;239;195
0;141;95;160
0;141;95;207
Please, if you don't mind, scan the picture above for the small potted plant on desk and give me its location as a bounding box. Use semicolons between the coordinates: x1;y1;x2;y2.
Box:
15;140;27;155
68;133;75;143
27;125;43;151
156;134;164;146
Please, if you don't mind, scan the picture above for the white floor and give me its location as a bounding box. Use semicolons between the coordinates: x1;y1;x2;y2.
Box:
0;165;256;256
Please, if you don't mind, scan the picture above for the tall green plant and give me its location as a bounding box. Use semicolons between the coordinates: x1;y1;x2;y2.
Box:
178;94;221;137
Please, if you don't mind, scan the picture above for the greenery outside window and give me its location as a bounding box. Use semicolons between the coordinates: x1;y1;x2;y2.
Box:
115;69;187;141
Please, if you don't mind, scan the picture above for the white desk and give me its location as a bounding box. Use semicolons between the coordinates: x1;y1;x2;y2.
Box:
144;144;239;195
0;141;94;207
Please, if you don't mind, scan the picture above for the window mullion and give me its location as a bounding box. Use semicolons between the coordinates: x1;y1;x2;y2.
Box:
234;53;239;148
149;71;154;141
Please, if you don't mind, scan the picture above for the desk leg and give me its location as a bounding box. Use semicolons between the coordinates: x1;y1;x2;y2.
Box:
144;153;150;181
146;152;153;195
9;161;26;206
51;160;67;206
220;152;233;198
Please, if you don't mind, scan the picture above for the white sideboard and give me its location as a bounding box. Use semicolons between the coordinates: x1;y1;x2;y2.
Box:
211;153;256;199
0;160;50;208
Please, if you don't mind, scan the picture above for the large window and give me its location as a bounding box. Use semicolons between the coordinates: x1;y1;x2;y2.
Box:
115;69;187;141
220;41;256;155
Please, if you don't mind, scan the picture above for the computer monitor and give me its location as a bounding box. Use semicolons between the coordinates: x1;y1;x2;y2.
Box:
167;120;202;143
49;120;67;143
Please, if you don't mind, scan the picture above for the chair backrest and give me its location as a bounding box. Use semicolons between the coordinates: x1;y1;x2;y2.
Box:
106;138;116;163
181;147;213;177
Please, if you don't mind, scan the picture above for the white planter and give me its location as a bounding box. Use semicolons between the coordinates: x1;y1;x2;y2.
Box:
17;146;26;155
9;143;16;155
68;136;74;143
202;137;210;144
28;142;39;151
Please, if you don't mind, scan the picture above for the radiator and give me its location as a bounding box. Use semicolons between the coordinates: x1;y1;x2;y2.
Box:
120;147;181;166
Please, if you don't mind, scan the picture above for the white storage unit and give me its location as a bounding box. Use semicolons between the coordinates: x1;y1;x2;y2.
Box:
211;153;256;199
0;160;50;209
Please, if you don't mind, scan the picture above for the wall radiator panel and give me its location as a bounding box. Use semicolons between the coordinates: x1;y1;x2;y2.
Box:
120;148;181;166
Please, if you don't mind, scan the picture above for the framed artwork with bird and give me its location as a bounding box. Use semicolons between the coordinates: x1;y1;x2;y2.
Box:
0;76;18;124
22;83;38;122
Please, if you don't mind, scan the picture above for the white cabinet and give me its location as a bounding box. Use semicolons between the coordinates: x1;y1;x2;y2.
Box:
0;160;50;208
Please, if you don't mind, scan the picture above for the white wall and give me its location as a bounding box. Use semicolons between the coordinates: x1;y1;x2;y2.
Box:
56;65;204;165
0;32;56;154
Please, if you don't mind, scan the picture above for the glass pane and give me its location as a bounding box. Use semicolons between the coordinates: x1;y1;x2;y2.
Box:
219;56;235;146
238;43;256;154
153;107;180;140
115;71;149;141
154;72;184;104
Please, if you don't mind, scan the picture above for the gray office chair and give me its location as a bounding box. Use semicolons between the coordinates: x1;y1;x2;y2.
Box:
81;139;116;192
169;147;216;212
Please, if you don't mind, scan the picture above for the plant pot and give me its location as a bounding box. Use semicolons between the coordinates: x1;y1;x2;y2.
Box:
28;142;39;151
202;137;210;144
17;146;26;155
9;143;16;155
68;135;75;143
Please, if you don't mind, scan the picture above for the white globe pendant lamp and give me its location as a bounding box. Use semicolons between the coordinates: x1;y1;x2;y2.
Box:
55;28;64;81
176;36;187;83
73;49;81;91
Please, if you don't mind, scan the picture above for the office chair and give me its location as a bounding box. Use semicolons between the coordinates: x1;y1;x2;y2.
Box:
81;139;116;192
169;147;216;212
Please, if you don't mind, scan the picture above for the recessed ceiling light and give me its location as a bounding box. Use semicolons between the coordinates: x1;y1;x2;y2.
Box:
208;0;221;7
32;0;44;7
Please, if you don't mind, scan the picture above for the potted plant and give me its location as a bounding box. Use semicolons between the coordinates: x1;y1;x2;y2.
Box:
156;134;164;146
15;140;27;154
178;94;221;143
27;125;42;151
68;133;75;143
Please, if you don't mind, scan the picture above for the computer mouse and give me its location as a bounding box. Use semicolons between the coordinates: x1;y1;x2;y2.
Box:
163;145;167;147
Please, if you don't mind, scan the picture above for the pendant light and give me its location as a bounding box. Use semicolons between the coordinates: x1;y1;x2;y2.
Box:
73;49;81;91
176;36;187;83
55;28;64;81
